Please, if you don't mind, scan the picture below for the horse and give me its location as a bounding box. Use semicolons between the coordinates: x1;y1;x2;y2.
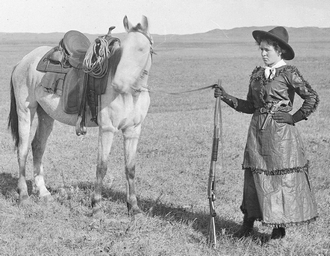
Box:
8;15;154;215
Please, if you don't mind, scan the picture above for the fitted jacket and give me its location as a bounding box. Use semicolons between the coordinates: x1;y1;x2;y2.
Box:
236;65;319;173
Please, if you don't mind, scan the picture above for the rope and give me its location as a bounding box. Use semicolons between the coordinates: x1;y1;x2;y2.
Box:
83;37;110;78
150;84;216;95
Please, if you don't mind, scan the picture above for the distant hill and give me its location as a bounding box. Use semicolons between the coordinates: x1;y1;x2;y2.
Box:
1;26;329;45
157;26;330;43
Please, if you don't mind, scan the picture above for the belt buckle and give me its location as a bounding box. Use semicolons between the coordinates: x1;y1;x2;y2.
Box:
259;107;268;114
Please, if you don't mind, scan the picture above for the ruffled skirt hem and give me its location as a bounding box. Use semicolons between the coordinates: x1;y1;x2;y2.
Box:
260;215;318;228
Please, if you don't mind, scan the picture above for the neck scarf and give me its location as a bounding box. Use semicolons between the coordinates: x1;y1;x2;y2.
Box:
264;59;286;79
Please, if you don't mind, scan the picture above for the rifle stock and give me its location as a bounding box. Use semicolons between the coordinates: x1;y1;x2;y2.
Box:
207;79;223;248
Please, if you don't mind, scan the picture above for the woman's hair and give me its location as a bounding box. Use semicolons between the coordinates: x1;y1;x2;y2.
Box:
256;36;287;56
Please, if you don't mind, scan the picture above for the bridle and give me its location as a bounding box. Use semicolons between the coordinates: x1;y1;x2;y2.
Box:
136;30;153;46
134;29;156;57
130;29;155;93
110;29;155;94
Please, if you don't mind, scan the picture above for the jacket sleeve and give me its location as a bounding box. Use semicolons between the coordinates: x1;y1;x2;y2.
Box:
289;67;319;119
235;85;255;114
234;67;261;114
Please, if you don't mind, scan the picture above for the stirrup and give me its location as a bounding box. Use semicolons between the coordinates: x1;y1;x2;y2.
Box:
75;115;87;136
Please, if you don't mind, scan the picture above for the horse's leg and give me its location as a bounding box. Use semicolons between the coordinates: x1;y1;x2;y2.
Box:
122;125;143;215
92;127;114;212
17;107;36;204
31;105;54;201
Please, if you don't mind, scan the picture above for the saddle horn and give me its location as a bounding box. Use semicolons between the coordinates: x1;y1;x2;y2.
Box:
107;26;116;36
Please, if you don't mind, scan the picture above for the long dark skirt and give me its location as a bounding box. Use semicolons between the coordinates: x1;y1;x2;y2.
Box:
241;168;318;227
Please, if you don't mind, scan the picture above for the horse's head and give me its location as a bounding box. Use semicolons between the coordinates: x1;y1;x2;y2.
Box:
123;15;153;46
111;16;153;93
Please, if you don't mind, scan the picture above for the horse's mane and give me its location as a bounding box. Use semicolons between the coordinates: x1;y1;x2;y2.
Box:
108;47;122;81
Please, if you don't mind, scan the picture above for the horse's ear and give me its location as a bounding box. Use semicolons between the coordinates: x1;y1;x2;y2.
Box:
123;16;133;32
140;15;149;32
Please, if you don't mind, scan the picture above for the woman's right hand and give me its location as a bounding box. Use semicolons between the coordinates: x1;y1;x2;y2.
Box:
214;84;227;98
213;84;239;110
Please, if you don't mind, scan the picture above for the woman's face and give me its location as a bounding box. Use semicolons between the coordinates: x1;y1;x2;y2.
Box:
259;40;282;67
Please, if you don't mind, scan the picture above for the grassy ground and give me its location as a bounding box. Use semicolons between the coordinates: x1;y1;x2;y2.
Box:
0;31;329;255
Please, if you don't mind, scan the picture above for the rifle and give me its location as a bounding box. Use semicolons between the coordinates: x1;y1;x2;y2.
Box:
207;79;223;248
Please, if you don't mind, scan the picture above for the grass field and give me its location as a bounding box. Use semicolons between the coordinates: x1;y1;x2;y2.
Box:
0;28;329;255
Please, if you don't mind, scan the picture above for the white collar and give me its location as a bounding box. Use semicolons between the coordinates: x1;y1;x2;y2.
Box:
264;60;286;79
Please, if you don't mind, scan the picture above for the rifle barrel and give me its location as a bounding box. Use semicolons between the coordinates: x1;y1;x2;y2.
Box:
207;79;222;248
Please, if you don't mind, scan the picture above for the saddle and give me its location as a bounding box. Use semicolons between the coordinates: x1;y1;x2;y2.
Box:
36;27;120;120
37;30;90;73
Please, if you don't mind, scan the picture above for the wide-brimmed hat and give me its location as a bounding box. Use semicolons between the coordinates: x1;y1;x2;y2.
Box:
252;26;294;60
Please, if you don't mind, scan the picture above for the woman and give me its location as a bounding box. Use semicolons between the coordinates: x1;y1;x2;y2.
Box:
215;26;319;239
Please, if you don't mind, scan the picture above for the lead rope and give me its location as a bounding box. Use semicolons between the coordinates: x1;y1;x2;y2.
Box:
149;84;216;95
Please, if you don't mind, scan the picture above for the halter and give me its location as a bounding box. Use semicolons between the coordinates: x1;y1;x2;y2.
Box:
130;29;155;93
110;29;154;94
131;28;156;57
135;30;154;46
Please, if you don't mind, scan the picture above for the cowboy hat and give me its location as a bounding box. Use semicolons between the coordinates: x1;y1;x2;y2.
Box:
252;26;295;60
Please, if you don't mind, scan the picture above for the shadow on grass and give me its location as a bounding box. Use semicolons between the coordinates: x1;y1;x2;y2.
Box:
75;181;271;243
0;172;33;197
0;176;270;244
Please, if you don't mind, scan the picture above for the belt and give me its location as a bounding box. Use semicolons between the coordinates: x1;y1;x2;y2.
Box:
258;107;269;114
257;105;292;114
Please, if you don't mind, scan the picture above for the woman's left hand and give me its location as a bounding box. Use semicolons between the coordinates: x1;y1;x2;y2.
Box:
272;112;294;125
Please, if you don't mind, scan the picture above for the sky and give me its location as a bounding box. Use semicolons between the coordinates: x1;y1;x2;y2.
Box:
1;0;330;35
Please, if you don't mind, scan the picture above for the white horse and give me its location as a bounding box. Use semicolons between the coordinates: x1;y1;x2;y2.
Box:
8;16;153;215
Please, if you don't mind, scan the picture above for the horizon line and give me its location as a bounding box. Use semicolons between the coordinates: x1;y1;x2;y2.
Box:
0;25;329;37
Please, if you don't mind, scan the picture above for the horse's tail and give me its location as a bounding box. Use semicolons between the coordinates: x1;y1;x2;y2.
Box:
8;65;19;149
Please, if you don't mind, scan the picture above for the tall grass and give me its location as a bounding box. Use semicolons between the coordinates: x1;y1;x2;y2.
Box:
0;31;329;255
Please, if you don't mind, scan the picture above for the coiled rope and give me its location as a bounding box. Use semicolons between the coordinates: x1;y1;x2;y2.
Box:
83;37;110;78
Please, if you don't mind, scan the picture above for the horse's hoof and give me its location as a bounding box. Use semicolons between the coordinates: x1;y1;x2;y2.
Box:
18;195;31;207
40;194;54;204
132;211;145;221
129;207;144;216
92;202;105;218
92;207;102;217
